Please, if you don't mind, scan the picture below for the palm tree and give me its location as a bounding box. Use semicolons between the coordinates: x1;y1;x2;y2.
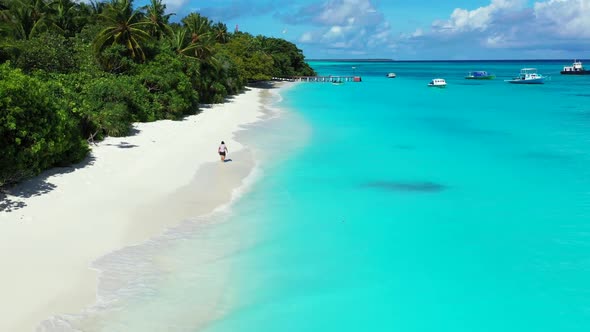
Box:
169;26;215;63
78;0;106;26
46;0;82;37
93;0;152;61
0;0;49;40
211;21;228;43
255;36;284;56
179;13;215;61
141;0;173;39
0;1;11;37
168;27;189;55
182;13;210;40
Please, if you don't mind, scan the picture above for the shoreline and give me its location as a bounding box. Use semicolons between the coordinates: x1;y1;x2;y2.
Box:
0;83;289;331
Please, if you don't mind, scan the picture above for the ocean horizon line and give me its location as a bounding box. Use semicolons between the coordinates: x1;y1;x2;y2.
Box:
307;58;588;63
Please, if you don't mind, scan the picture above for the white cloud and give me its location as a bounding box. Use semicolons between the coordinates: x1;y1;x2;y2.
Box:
412;29;423;38
295;0;396;52
400;0;590;57
432;0;525;33
299;32;314;43
330;41;352;48
314;0;377;25
328;26;343;35
162;0;190;13
534;0;590;37
484;34;507;47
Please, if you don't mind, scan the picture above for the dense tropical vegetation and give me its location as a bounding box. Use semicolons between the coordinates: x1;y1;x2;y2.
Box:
0;0;315;187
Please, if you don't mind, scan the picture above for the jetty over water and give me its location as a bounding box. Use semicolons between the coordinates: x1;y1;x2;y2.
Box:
272;76;362;83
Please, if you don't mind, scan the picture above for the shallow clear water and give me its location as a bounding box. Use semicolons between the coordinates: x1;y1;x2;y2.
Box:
48;61;590;331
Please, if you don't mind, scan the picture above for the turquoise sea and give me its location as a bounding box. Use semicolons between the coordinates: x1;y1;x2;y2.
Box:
51;61;590;331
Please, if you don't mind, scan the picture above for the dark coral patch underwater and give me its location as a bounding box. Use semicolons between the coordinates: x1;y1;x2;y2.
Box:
361;181;447;193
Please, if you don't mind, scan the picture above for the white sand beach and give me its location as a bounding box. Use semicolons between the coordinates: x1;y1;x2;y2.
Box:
0;85;278;331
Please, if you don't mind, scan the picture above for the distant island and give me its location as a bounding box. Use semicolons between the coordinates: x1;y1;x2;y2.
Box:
307;59;395;62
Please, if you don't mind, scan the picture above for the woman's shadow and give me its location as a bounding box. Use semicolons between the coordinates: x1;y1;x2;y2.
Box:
224;159;233;163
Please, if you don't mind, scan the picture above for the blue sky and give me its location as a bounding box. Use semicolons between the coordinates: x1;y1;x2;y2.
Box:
150;0;590;60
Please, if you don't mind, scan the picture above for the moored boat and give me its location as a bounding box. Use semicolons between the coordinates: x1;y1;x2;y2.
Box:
386;72;396;78
560;60;590;75
427;78;446;88
465;71;495;79
505;68;546;84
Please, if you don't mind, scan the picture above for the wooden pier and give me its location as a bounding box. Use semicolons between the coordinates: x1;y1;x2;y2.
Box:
272;76;362;83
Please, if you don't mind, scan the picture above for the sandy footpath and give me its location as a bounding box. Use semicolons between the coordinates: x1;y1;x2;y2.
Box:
0;86;275;331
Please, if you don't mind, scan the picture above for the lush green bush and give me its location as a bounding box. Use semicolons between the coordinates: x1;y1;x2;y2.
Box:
77;74;153;138
218;34;274;82
135;51;198;118
264;37;316;77
214;51;247;95
14;33;77;74
209;82;228;104
0;64;88;187
96;44;137;74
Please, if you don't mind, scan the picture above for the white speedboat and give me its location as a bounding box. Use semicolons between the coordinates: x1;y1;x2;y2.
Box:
427;78;446;87
505;68;546;84
386;72;396;78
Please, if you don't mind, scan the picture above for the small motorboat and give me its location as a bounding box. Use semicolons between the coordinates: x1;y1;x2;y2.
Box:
386;72;396;78
561;60;590;75
332;80;344;85
505;68;546;84
465;71;495;80
427;78;446;88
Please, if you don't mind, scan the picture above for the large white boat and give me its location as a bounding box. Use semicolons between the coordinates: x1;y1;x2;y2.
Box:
427;78;446;87
505;68;546;84
561;60;590;75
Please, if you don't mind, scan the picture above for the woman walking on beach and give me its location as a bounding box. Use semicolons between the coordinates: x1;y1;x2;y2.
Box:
218;141;228;162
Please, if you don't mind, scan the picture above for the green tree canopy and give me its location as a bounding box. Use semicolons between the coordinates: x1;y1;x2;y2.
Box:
93;0;152;61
